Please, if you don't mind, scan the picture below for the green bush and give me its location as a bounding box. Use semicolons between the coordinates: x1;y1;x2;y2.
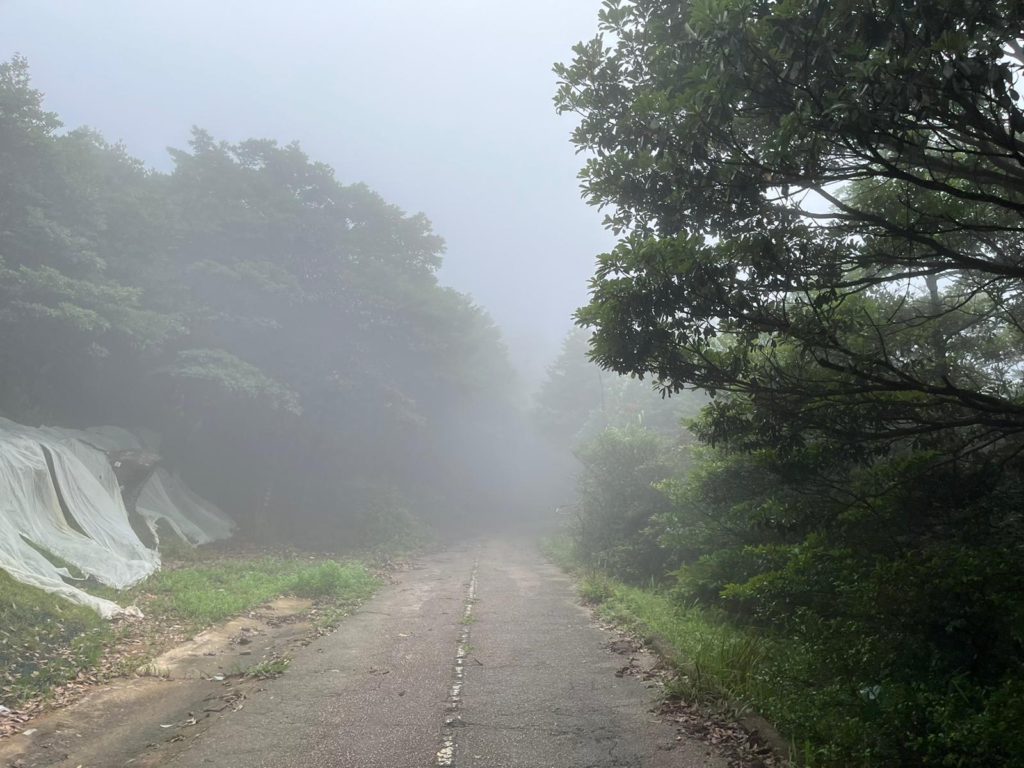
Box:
351;486;428;550
539;534;578;572
657;445;1024;765
572;426;684;583
555;425;1024;765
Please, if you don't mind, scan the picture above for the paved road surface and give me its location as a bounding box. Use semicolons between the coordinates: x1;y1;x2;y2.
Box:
5;540;729;768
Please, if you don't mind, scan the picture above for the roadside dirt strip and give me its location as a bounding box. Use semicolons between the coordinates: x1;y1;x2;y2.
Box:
2;541;733;768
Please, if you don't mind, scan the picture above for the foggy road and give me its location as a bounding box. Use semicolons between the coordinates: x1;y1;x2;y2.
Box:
2;2;1018;763
161;540;728;768
6;541;728;768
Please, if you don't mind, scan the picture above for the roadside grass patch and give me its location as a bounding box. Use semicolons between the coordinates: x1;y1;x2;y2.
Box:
567;570;851;765
596;583;771;705
578;572;616;605
0;569;111;708
290;560;378;602
117;557;380;626
1;552;381;713
539;542;816;761
541;536;769;707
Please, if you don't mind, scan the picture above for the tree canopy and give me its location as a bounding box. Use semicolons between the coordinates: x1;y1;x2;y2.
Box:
556;0;1024;457
553;2;1024;762
0;55;520;543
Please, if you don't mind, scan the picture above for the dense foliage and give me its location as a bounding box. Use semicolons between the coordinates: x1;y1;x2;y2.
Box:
534;327;704;447
0;56;524;544
535;329;704;580
552;1;1024;764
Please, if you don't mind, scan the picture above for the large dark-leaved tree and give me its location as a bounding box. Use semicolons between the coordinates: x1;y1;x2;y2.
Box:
556;0;1024;457
556;2;1024;763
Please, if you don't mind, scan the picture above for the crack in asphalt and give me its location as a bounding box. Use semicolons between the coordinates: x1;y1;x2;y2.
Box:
435;559;478;767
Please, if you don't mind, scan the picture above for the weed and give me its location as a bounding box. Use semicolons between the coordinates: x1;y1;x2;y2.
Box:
595;583;770;708
246;657;290;680
312;606;350;632
108;557;379;626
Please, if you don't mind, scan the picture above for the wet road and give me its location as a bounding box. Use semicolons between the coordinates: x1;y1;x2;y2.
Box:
6;541;728;767
458;540;724;768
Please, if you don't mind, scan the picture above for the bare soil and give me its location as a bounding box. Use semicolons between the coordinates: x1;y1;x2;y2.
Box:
0;596;318;768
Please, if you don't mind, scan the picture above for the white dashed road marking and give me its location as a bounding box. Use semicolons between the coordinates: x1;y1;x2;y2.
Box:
435;560;478;767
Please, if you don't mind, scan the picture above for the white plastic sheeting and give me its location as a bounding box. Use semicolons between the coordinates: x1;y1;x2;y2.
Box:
73;426;235;547
0;419;233;617
138;468;235;545
0;433;150;617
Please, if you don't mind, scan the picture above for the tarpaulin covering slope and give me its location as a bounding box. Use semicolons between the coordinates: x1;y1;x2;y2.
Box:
138;468;235;545
0;436;146;618
78;426;235;546
0;420;232;617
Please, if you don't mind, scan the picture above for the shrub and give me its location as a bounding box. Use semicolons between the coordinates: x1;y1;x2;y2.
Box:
572;426;683;582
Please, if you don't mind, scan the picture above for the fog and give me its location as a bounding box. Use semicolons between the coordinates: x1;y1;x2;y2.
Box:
0;0;613;387
2;5;1022;763
0;1;622;548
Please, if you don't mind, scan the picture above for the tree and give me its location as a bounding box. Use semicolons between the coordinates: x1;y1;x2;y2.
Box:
533;328;706;582
554;5;1024;761
555;0;1024;456
0;57;181;421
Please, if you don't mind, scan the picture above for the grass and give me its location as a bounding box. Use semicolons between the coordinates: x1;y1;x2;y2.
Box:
101;556;379;627
577;571;616;605
0;551;381;710
246;657;291;680
543;536;852;766
591;579;771;706
0;569;112;707
542;535;768;705
580;577;951;766
290;561;378;602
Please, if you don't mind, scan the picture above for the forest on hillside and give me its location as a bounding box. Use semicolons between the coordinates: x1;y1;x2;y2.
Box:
541;0;1024;764
0;55;553;547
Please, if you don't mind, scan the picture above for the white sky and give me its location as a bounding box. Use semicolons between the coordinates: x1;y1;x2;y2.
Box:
0;0;615;386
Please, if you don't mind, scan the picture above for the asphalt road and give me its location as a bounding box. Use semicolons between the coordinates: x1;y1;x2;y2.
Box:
5;541;730;768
